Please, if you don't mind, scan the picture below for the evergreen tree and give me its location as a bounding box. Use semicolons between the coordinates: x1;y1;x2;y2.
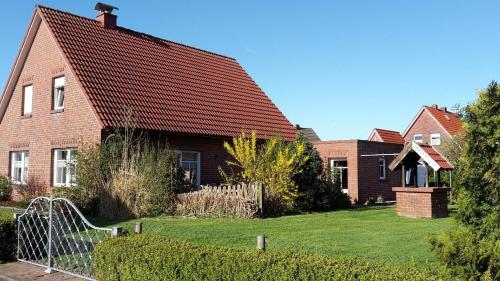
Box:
430;82;499;280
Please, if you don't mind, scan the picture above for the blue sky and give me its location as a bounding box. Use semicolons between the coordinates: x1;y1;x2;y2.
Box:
1;1;498;140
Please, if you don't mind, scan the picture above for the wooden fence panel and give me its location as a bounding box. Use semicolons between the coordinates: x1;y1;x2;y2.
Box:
201;183;264;212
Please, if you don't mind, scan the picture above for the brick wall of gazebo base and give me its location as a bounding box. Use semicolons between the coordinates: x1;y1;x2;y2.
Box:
392;187;450;218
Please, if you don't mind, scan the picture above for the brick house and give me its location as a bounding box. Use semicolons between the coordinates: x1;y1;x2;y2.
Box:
314;104;462;204
0;5;296;192
313;140;403;204
402;104;463;148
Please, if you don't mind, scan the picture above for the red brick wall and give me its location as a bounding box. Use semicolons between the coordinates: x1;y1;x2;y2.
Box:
403;109;449;146
393;187;449;218
313;140;403;204
357;141;403;203
163;134;232;185
0;21;102;193
313;140;359;202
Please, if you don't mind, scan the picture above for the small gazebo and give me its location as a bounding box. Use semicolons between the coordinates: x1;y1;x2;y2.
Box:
389;141;453;218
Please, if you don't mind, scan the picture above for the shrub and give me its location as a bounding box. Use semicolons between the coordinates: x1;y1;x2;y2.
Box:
98;141;182;219
0;175;12;201
94;235;452;281
52;186;98;215
176;191;258;218
0;212;16;262
294;178;351;212
14;176;46;200
221;131;308;207
429;82;499;280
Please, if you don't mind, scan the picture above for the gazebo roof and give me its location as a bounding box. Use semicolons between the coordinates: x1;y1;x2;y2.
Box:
389;141;454;171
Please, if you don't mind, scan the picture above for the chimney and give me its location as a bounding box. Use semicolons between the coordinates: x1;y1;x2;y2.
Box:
440;106;448;112
95;2;118;28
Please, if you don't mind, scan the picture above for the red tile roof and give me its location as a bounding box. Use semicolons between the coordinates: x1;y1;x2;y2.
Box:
419;144;454;170
37;6;297;140
372;128;405;144
424;106;464;135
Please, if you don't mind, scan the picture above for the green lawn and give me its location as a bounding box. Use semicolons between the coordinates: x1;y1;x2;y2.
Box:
1;205;453;267
98;206;453;267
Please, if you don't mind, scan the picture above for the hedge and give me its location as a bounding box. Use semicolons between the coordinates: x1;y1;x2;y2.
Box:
94;235;453;281
0;212;16;262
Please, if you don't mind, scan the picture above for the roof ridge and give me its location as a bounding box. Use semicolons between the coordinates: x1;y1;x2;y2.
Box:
374;128;401;133
36;4;236;61
424;105;460;117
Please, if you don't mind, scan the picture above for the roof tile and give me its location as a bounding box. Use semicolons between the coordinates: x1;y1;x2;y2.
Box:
38;6;297;140
373;128;405;144
424;106;463;135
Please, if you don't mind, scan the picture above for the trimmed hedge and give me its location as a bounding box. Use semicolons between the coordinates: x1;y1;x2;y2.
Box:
94;235;453;281
0;212;16;262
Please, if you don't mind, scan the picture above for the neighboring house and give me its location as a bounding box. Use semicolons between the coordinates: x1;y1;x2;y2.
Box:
368;128;404;144
313;140;402;204
0;5;296;191
296;125;321;142
402;104;463;147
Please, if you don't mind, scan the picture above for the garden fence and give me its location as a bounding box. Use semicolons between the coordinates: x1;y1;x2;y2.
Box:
201;183;265;212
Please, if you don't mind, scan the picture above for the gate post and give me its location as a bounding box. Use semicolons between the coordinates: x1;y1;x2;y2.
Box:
13;213;21;259
44;195;54;274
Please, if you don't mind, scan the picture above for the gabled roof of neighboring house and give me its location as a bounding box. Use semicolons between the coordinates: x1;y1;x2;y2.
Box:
0;6;297;140
368;128;404;144
402;105;463;138
389;141;454;171
296;125;321;142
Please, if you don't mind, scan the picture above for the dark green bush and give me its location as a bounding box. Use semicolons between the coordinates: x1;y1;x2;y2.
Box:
295;179;351;212
0;212;16;262
292;136;351;212
94;235;452;281
0;175;12;201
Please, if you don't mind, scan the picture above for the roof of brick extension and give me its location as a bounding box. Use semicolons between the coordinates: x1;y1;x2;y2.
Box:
369;128;405;144
33;6;296;140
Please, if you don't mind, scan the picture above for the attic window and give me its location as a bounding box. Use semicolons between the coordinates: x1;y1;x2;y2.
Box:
431;134;441;146
23;85;32;116
413;134;423;143
53;76;65;110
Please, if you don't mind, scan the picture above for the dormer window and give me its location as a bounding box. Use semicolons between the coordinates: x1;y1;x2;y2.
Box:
413;134;423;143
23;85;32;116
53;76;65;110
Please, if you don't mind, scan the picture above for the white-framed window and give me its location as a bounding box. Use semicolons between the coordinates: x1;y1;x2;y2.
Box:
379;158;386;180
53;76;65;110
23;85;32;116
11;151;29;185
330;159;348;193
413;134;423;143
178;151;200;186
53;148;77;187
430;133;441;146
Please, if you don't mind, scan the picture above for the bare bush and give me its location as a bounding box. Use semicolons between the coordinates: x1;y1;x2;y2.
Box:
14;176;47;200
176;190;258;219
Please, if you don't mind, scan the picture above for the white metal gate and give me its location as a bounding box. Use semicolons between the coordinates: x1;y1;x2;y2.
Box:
16;196;113;280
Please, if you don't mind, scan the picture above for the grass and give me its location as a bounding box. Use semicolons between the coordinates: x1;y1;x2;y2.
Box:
1;204;454;267
95;206;454;267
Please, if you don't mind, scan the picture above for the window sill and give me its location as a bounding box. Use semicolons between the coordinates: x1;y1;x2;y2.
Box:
20;114;32;119
51;109;64;114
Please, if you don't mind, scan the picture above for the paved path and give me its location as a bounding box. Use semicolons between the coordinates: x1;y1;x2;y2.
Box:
0;262;85;281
